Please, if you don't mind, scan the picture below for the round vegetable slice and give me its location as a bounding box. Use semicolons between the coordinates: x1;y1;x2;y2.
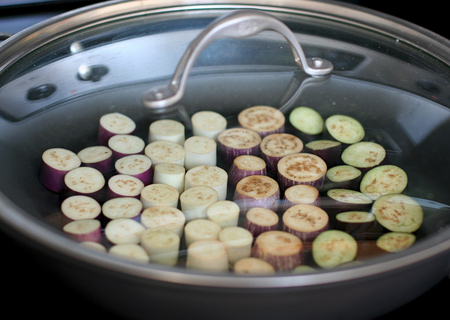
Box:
335;211;377;238
185;165;228;201
140;229;180;266
376;232;416;252
184;218;222;247
98;112;136;146
77;145;113;174
233;257;275;275
109;243;150;263
108;134;145;160
218;226;253;265
252;230;304;271
63;219;102;243
277;153;327;190
325;165;362;190
360;165;408;200
371;193;423;233
64;167;105;201
39;147;81;193
229;155;267;188
283;184;320;210
102;197;142;221
289;106;324;135
148;119;185;145
324;114;365;144
140;205;186;237
233;175;280;214
184;135;217;170
243;207;279;237
191;110;227;141
238;105;285;137
186;239;229;272
144;140;185;166
152;163;185;194
217;127;262;163
312;230;358;269
104;218;146;245
180;186;218;221
260;133;303;174
325;189;373;216
140;183;179;208
206;200;240;228
107;174;145;199
282;204;329;243
61;195;101;221
114;154;153;186
304;139;342;168
341;141;386;170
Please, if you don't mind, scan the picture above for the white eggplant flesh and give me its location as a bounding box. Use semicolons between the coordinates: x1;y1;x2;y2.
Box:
148;119;185;145
217;128;261;163
61;195;101;221
140;206;186;237
186;239;229;272
180;186;218;220
184;165;228;201
98;112;136;146
144;140;185;166
79;241;107;252
108;134;145;160
152;163;186;194
184;218;222;247
243;207;279;237
102;197;143;221
184;136;217;170
283;184;320;210
64;167;105;200
39;148;81;193
114;154;153;186
140;183;179;208
218;226;253;266
277;153;327;191
252;230;304;271
260;133;303;174
206;200;240;228
77;145;113;174
233;257;276;275
107;174;145;199
289;106;324;136
233;175;280;214
228;155;267;188
109;243;150;263
140;229;180;266
282;204;329;243
324;165;362;190
191;110;227;141
238;105;285;137
63;219;102;243
104;218;146;245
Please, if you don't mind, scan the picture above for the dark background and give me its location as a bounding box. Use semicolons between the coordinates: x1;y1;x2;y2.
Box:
0;1;448;319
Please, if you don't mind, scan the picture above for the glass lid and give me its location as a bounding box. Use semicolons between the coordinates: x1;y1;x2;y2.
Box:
0;0;449;286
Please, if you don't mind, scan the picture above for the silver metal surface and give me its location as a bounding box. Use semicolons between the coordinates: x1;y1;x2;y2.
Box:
142;10;333;109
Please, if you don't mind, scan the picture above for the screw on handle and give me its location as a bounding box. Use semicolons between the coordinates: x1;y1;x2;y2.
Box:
143;10;333;109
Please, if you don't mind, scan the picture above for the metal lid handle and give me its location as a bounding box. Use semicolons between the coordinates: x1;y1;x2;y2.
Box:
143;10;333;109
